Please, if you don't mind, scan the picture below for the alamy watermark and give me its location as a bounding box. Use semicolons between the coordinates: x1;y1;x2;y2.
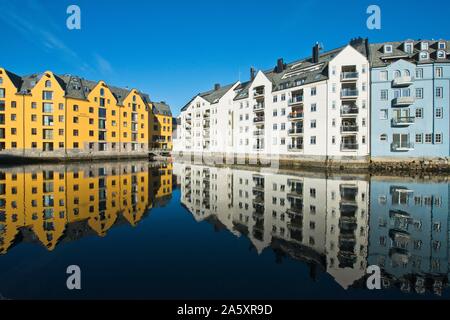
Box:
66;265;82;290
366;5;381;30
66;5;81;30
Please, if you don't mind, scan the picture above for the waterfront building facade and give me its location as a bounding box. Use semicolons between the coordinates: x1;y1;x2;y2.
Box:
176;38;371;165
0;68;171;159
370;40;450;161
150;102;173;151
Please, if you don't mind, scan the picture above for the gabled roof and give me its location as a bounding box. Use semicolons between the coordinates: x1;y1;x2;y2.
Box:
153;101;172;116
181;82;238;111
182;38;370;106
3;69;23;90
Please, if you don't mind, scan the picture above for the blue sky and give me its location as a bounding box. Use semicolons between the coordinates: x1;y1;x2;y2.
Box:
0;0;449;115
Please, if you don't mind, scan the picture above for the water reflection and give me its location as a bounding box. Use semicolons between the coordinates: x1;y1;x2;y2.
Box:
0;161;173;254
175;163;450;296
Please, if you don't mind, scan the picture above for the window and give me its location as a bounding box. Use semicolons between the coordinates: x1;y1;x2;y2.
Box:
380;90;388;100
11;101;16;108
10;114;16;121
100;88;105;96
415;134;423;144
311;103;317;112
273;123;277;130
311;87;317;96
273;95;277;103
273;109;277;117
435;133;443;144
73;105;79;111
59;103;64;110
419;51;429;61
415;108;423;118
281;94;286;101
384;45;393;53
310;136;316;145
436;87;443;98
415;88;423;99
421;42;429;50
416;68;423;79
45;80;51;88
380;71;388;81
43;103;53;113
380;109;388;120
31;102;37;109
310;120;316;128
394;70;401;78
436;107;443;119
436;67;443;78
73;142;79;149
437;50;446;59
73;117;79;124
404;42;413;54
42;91;53;100
380;134;387;141
425;134;432;143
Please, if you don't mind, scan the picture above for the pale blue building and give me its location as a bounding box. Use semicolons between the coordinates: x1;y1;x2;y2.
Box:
370;40;450;159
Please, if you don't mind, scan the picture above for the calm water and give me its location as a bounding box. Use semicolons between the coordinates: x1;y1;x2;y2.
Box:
0;161;449;300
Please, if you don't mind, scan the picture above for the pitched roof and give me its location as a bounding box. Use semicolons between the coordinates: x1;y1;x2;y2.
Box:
182;38;370;106
2;71;154;106
369;39;450;68
181;82;237;112
153;101;172;116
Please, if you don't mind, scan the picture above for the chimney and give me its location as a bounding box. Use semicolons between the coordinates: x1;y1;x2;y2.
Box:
214;83;221;91
312;43;320;64
250;67;256;81
276;58;284;73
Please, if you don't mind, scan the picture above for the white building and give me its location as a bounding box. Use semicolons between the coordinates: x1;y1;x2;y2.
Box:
175;38;371;166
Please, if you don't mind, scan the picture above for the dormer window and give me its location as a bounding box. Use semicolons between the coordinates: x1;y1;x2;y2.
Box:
404;42;413;54
421;42;429;50
438;41;446;50
419;51;429;61
437;50;446;59
384;44;393;54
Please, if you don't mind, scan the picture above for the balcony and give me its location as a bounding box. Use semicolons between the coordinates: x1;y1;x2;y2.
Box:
253;90;265;98
391;142;414;152
288;128;303;135
392;96;415;107
392;116;415;127
253;116;265;124
253;104;265;112
341;125;359;133
340;105;359;116
392;76;413;87
341;72;359;82
253;144;265;150
340;143;358;151
341;89;359;99
288;144;303;152
253;130;264;136
288;96;304;106
288;112;304;121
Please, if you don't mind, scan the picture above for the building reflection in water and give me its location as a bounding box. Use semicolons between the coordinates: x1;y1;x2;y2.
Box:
0;161;173;254
175;163;450;296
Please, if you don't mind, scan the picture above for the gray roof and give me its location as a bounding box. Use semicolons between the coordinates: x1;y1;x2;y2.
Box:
369;39;450;68
153;101;172;116
4;71;152;106
182;38;370;106
181;82;237;112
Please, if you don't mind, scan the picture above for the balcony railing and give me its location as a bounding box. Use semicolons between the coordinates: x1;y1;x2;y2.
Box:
254;90;265;98
253;145;265;150
253;117;265;123
392;76;413;87
391;142;414;151
288;128;303;135
341;125;359;133
253;130;264;136
340;106;359;116
341;72;359;81
288;96;304;105
341;143;359;151
392;96;415;107
288;144;303;151
253;104;265;111
288;113;304;120
392;116;415;126
341;89;359;98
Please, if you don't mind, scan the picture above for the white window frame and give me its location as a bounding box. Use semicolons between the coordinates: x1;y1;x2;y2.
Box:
384;45;393;54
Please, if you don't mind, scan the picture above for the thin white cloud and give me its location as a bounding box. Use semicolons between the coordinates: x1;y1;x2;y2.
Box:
0;0;94;74
94;54;115;76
